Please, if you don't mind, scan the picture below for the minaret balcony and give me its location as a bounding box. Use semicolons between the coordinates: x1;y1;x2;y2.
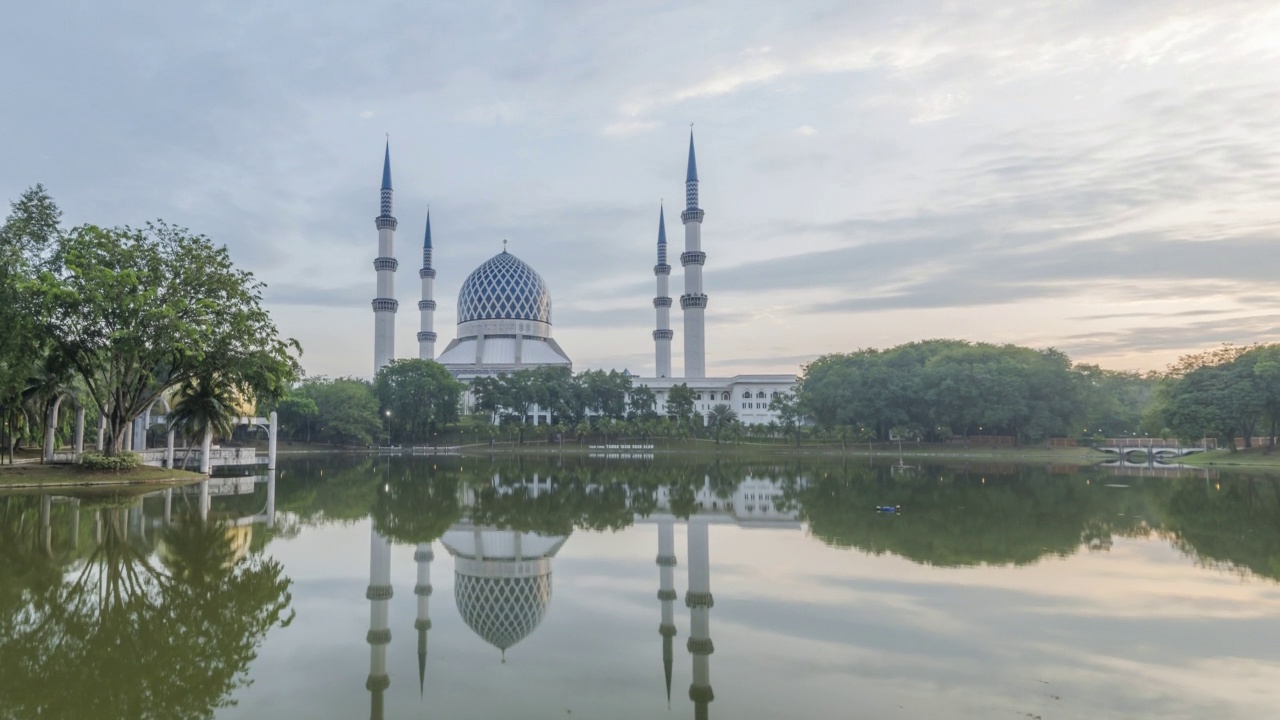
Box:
418;299;437;311
653;329;674;341
366;628;392;645
371;298;399;313
680;251;706;267
681;209;704;223
653;297;672;308
375;216;398;230
373;257;399;272
419;267;437;279
417;330;438;342
654;263;671;276
680;294;708;310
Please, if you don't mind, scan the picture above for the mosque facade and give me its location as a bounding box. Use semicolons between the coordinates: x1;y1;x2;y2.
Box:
369;133;796;424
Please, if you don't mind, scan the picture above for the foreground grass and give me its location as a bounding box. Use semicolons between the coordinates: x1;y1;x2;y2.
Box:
0;463;205;489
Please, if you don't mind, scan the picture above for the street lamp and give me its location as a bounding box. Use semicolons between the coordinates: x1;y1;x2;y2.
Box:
384;409;391;446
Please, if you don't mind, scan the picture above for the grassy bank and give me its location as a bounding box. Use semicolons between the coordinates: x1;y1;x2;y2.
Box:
1179;446;1280;470
0;463;206;490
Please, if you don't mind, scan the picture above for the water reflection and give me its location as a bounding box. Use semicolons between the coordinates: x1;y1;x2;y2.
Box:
5;456;1280;718
0;479;292;719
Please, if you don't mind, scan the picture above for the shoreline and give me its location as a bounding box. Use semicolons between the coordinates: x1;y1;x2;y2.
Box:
0;464;207;492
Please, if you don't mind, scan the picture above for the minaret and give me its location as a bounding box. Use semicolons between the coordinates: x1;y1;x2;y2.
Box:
679;131;707;378
372;140;399;375
417;211;437;360
652;205;674;378
414;542;434;696
657;518;678;706
366;525;394;720
686;519;714;720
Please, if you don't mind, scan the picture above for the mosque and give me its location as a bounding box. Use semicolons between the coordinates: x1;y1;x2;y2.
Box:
369;132;797;423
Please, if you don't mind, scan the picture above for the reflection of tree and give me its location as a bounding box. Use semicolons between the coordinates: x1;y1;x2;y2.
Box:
792;465;1152;567
1155;475;1280;581
0;504;293;720
373;468;464;544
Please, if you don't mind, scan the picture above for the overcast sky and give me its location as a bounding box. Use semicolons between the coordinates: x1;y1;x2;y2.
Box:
4;1;1280;378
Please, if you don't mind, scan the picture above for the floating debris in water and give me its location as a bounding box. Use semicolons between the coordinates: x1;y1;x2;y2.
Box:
875;505;901;514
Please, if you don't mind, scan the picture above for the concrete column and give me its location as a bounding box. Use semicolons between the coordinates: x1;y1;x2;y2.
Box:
74;406;85;456
141;408;151;450
268;411;278;471
199;428;212;474
43;396;64;463
96;413;105;452
166;430;175;468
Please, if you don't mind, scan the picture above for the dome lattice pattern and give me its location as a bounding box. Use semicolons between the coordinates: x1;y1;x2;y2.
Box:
454;572;552;651
457;252;552;325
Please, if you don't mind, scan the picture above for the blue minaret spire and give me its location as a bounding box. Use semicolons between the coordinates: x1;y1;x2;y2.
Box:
680;128;707;378
417;208;437;359
372;138;399;375
653;202;673;377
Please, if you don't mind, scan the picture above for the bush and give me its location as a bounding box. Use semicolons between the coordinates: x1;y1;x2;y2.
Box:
79;451;142;472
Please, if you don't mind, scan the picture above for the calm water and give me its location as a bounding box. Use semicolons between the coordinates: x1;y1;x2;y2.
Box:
4;454;1280;719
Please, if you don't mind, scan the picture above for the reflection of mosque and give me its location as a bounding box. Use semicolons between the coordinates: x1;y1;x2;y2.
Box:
359;472;792;719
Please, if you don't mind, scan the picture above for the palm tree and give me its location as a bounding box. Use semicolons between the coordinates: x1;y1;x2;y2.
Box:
706;404;739;445
168;377;238;472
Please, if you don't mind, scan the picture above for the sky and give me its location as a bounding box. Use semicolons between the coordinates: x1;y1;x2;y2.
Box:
3;0;1280;379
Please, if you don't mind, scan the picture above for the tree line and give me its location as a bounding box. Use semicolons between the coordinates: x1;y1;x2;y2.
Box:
794;339;1158;444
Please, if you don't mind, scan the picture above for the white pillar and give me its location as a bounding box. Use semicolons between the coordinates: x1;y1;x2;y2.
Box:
653;205;673;378
418;212;437;360
43;396;64;463
141;408;151;450
268;411;278;471
166;430;175;468
373;141;398;375
96;413;106;452
199;428;212;474
73;405;85;456
680;132;707;379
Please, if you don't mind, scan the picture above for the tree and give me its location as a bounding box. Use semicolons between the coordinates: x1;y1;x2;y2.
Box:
628;386;658;420
0;186;62;464
374;359;466;443
706;404;739;445
770;391;805;446
666;384;695;424
167;377;239;469
271;394;318;442
297;377;381;446
25;221;300;454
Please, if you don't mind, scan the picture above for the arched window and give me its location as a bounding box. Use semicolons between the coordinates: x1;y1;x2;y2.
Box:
771;391;780;399
756;391;765;399
721;392;730;401
742;391;751;399
696;393;702;400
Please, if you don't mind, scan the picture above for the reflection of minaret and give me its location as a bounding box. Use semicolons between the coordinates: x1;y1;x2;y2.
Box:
686;519;714;720
414;542;434;696
657;519;678;706
366;525;394;720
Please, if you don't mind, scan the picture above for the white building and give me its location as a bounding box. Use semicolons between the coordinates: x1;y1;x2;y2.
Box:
368;133;796;424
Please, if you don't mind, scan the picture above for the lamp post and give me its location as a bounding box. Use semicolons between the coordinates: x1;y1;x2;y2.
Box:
384;410;391;446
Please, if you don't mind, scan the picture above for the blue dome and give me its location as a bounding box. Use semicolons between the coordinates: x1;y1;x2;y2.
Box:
457;251;552;325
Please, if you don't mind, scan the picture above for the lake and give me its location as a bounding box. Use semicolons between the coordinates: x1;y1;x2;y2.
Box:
3;453;1280;719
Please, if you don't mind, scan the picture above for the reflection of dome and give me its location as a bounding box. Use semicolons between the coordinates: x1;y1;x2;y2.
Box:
441;526;569;653
456;251;552;325
455;573;551;651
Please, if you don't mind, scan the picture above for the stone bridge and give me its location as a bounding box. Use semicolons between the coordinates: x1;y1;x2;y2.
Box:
1095;438;1208;459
